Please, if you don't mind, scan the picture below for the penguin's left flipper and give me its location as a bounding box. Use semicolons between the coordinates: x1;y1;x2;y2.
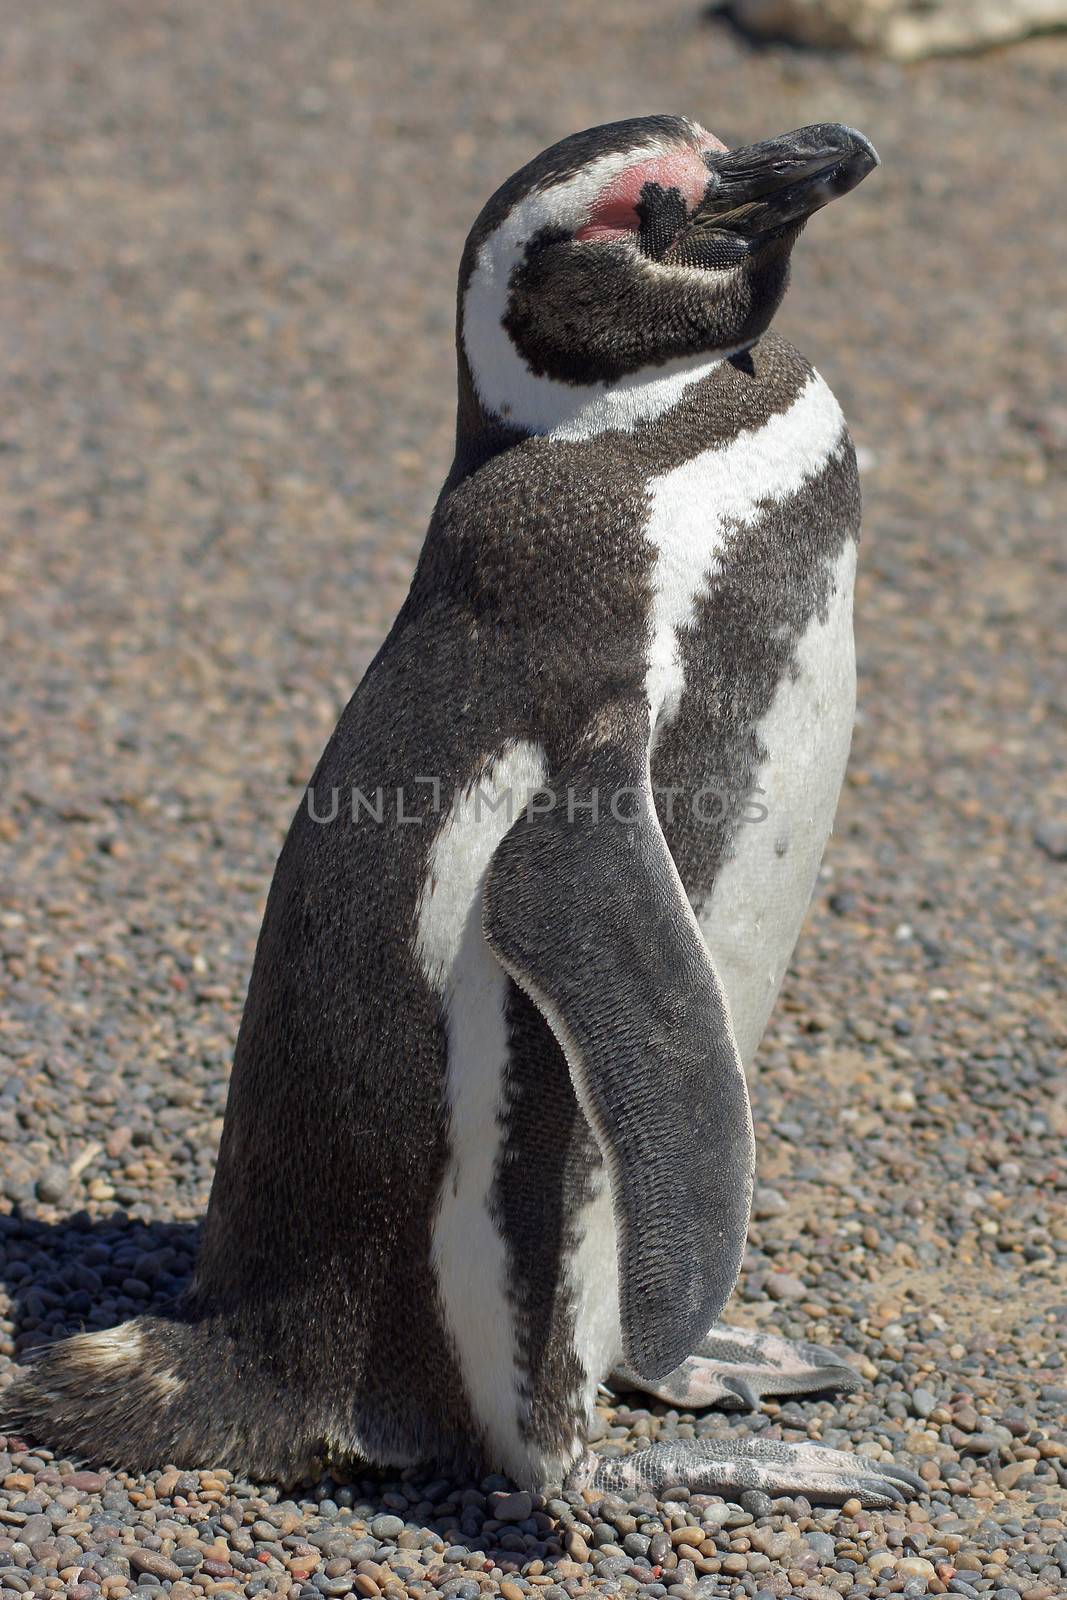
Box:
483;718;755;1383
610;1323;862;1411
567;1437;925;1509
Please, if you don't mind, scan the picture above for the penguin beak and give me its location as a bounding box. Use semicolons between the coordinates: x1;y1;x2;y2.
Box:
691;123;880;241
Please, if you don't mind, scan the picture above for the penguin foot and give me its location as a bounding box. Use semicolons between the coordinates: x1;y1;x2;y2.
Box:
566;1437;924;1509
609;1322;862;1411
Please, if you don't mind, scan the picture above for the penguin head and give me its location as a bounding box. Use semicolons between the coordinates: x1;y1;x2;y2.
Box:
458;116;878;435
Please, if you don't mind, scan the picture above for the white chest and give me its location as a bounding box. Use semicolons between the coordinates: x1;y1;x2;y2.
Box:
642;373;857;1066
697;538;856;1067
643;372;848;724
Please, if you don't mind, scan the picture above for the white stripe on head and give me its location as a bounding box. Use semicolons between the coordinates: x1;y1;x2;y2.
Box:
462;128;731;440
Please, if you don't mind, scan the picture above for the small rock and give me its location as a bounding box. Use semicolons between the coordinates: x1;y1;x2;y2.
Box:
492;1491;533;1523
898;1556;937;1579
996;1461;1033;1490
806;1531;836;1562
565;1529;590;1562
1035;819;1067;860
729;0;1067;60
752;1187;788;1219
748;1527;795;1560
700;1505;734;1528
62;1472;107;1494
369;1515;405;1541
128;1548;183;1582
34;1164;70;1203
765;1272;806;1301
649;1532;672;1564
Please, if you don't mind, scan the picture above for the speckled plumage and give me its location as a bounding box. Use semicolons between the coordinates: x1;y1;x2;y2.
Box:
5;114;903;1504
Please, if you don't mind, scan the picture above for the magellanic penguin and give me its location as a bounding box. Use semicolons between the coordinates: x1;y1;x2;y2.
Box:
6;115;922;1508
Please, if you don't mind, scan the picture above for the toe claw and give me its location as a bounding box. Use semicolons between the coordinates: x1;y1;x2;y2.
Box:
879;1462;925;1496
722;1376;761;1411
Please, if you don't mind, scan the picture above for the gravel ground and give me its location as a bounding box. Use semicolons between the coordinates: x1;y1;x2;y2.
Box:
2;2;1066;1598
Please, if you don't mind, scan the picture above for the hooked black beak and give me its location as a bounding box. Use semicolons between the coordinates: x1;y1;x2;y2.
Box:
692;123;880;243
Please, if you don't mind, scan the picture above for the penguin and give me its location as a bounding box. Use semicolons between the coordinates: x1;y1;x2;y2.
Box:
5;115;922;1509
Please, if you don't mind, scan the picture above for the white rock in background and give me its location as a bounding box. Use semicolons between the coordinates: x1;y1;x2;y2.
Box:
729;0;1067;59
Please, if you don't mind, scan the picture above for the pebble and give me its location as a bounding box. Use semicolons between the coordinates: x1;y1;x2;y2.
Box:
369;1516;405;1541
751;1188;789;1219
899;1555;937;1579
764;1273;806;1302
491;1491;533;1523
911;1387;937;1418
33;1166;70;1205
1033;820;1067;860
128;1548;183;1581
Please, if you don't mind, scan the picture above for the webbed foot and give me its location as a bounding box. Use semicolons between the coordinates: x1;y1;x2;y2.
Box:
567;1436;923;1510
610;1322;861;1411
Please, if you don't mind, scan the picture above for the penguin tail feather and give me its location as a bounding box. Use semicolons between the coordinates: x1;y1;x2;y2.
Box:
2;1313;326;1481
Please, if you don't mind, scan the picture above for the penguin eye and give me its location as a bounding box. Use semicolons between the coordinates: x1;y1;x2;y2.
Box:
633;183;691;260
574;181;691;259
574;150;712;250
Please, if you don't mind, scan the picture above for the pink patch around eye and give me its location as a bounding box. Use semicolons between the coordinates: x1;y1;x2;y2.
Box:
575;139;727;242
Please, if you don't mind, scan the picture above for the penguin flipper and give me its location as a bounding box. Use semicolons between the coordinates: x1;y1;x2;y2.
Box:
483;721;755;1383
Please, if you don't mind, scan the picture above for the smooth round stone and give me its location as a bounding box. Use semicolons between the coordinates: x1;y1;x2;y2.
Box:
751;1187;788;1219
699;1505;734;1530
739;1491;773;1519
806;1531;836;1562
35;1165;70;1204
911;1388;937;1417
19;1518;52;1546
493;1492;534;1524
369;1516;405;1541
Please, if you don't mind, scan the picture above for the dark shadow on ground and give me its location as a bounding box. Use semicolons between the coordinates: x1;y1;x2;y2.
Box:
0;1207;199;1358
0;1208;569;1556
